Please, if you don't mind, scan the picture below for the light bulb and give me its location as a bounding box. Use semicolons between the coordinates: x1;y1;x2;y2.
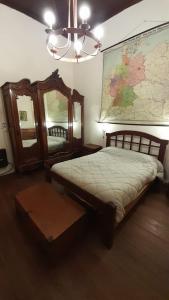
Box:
93;25;104;40
79;5;91;22
44;10;56;28
48;34;57;47
74;40;83;55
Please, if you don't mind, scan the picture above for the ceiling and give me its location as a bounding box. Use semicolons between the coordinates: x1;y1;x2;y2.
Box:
0;0;142;28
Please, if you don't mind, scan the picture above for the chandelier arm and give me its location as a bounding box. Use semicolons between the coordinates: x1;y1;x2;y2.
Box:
53;38;71;50
85;30;100;44
47;35;71;50
81;48;100;57
47;54;98;63
76;54;99;62
44;2;102;63
52;42;72;60
46;27;101;44
79;34;100;57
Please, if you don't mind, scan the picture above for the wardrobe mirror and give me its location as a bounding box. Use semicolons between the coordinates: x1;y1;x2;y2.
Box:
72;89;84;150
43;89;68;153
73;102;82;139
16;95;37;148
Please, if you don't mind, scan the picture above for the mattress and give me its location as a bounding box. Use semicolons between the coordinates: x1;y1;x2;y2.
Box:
22;136;66;150
51;147;163;222
47;136;66;151
22;139;37;148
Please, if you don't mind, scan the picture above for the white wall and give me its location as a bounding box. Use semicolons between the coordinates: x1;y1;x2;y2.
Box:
0;4;74;171
17;96;35;129
74;0;169;180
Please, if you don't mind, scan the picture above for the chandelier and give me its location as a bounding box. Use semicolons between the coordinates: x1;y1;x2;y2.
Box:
44;0;103;63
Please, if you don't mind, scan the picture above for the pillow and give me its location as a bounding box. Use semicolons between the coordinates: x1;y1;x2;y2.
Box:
47;136;66;143
100;146;150;161
100;146;163;175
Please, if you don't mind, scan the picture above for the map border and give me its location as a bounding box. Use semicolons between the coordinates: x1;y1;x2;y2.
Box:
100;21;169;126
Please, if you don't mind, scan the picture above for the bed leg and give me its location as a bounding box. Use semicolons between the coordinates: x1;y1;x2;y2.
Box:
99;204;116;249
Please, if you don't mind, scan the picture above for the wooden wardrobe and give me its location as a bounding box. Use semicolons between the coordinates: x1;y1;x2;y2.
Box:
2;70;84;172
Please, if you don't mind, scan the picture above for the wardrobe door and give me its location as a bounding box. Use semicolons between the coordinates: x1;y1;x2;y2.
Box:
2;80;42;172
35;70;73;160
72;89;84;151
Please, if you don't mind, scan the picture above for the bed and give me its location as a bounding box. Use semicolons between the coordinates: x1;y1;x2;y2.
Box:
22;125;68;151
48;125;68;152
47;130;168;248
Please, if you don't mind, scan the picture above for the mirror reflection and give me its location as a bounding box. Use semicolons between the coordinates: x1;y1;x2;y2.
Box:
73;102;82;139
44;90;68;153
17;95;37;148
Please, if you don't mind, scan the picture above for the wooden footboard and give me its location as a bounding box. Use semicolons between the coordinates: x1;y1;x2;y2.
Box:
49;170;116;248
47;172;158;248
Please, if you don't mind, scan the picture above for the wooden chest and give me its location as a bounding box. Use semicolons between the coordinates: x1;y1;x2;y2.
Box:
15;182;88;256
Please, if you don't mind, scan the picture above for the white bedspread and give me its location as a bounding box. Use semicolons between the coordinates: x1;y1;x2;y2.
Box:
47;136;66;151
22;136;66;150
22;139;37;148
51;147;163;222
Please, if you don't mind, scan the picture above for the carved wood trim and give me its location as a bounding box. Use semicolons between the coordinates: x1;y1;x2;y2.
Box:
32;69;71;98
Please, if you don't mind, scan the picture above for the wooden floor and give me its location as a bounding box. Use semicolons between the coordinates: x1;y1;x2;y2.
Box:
0;170;169;300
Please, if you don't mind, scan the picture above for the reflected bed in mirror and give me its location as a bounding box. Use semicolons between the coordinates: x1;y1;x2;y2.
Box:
44;90;68;153
17;95;37;148
47;125;68;152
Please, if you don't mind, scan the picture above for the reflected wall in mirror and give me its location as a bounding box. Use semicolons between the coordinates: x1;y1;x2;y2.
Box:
43;90;68;153
73;102;82;139
72;89;84;150
16;95;37;148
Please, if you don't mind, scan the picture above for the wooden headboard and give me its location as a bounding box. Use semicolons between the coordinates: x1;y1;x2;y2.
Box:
21;128;36;140
106;130;168;163
48;125;68;139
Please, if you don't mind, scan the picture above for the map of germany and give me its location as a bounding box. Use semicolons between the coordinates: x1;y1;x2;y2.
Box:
100;23;169;124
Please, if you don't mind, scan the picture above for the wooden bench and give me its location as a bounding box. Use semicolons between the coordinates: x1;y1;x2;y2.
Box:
15;182;88;256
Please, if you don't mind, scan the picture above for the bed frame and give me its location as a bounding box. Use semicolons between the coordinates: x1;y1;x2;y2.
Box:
48;130;168;248
48;125;68;140
20;128;37;140
106;130;167;163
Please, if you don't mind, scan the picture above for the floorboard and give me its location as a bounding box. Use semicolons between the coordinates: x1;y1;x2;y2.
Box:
0;170;169;300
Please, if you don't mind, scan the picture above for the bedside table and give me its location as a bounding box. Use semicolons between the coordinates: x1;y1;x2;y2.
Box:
82;144;102;156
